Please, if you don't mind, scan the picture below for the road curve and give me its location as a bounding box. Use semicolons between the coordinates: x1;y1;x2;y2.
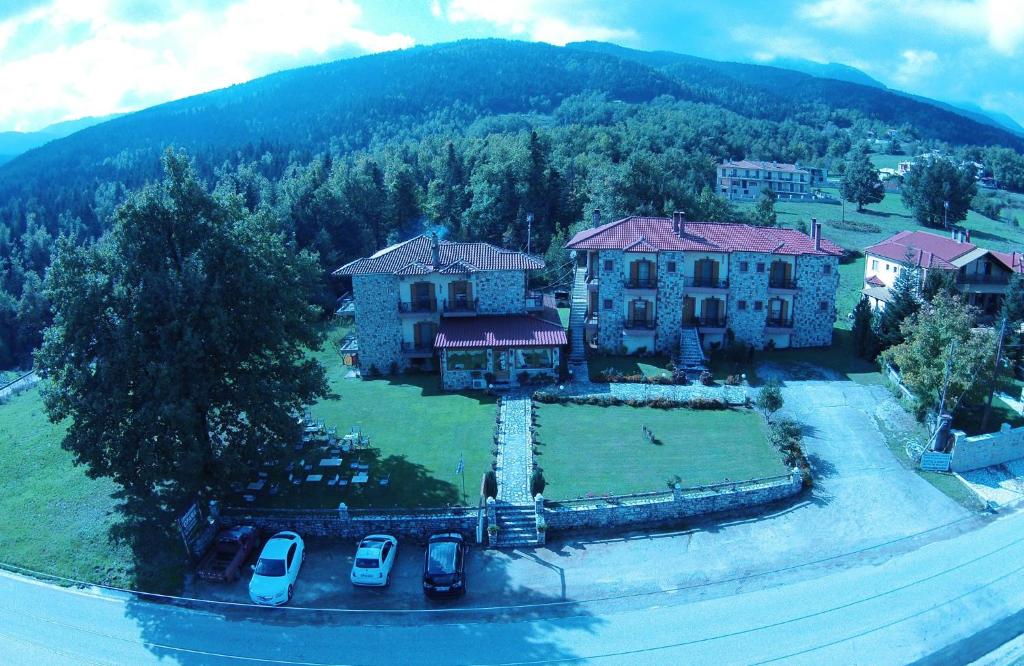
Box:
4;507;1024;665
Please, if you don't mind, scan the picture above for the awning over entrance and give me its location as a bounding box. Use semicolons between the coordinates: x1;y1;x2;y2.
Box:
434;312;567;349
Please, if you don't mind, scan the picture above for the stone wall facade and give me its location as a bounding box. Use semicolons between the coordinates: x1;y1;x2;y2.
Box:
596;250;625;352
476;270;527;314
950;423;1024;472
726;251;770;350
352;273;404;374
793;254;839;347
655;251;686;353
219;506;479;541
543;472;802;531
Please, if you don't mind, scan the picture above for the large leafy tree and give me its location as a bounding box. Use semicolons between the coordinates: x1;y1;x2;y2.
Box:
840;153;885;211
751;186;777;227
882;293;995;418
901;158;977;228
36;150;329;507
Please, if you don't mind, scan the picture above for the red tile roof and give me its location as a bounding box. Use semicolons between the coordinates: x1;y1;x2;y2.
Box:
720;160;809;174
434;312;567;349
865;275;886;287
863;230;1024;272
566;216;843;257
334;235;544;276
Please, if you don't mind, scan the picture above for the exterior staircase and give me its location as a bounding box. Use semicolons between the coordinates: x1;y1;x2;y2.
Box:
678;327;707;376
492;503;541;548
568;265;589;365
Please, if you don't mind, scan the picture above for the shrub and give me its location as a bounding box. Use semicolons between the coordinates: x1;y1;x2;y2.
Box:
725;374;742;386
768;417;812;487
365;364;380;378
487;524;500;535
699;370;714;386
824;219;882;233
482;471;498;499
531;468;547;496
689;397;726;410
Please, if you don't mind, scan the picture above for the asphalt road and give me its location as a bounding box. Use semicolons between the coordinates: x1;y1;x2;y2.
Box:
4;504;1024;665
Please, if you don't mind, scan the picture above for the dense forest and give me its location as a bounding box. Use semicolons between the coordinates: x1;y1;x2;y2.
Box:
0;38;1022;368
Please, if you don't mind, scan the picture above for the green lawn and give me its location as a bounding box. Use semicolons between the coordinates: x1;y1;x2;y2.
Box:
533;403;786;498
744;191;1024;254
868;153;908;171
588;353;673;380
267;339;497;509
0;387;185;592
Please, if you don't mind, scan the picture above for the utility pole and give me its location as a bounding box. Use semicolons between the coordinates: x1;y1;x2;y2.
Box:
981;316;1008;433
943;200;949;229
937;340;955;425
526;213;533;254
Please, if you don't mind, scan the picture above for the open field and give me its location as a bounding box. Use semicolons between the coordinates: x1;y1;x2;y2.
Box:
533;402;785;499
0;387;185;593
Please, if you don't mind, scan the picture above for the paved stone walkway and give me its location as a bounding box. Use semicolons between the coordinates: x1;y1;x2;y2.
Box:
495;392;533;504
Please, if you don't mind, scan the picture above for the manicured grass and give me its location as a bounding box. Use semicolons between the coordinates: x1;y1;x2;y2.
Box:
743;191;1024;253
263;339;497;509
869;153;907;171
0;387;185;592
836;256;866;328
557;307;570;328
588;353;673;380
533;403;786;498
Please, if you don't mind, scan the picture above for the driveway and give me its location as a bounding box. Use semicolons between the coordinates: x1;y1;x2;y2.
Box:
188;368;976;611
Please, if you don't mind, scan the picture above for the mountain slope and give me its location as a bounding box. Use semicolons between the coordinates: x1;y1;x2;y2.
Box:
0;114;123;165
768;58;886;89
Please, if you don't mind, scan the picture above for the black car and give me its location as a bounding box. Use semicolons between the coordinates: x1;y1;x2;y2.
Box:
422;532;466;597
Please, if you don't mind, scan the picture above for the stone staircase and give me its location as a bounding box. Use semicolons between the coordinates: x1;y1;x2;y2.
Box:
568;265;589;365
678;327;707;375
492;503;541;548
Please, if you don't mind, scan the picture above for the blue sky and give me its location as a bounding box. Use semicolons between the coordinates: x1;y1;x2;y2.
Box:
1;0;1022;132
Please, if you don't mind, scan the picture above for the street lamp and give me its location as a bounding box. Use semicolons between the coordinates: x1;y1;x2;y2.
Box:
943;200;949;229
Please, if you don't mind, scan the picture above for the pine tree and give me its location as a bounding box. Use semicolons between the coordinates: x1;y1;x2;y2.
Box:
877;262;921;350
752;187;777;227
851;296;880;359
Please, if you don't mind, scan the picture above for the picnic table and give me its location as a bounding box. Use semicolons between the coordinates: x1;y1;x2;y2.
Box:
320;457;343;467
246;479;266;491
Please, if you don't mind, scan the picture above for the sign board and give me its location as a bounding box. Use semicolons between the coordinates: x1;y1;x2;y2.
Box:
177;501;206;558
920;452;952;472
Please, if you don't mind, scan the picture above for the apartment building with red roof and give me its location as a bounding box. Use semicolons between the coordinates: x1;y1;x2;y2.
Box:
862;229;1024;319
716;160;825;201
566;212;843;355
334;234;564;390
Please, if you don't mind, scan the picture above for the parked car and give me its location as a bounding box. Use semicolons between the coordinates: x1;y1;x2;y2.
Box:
350;534;398;587
248;531;305;606
422;532;466;597
197;525;260;583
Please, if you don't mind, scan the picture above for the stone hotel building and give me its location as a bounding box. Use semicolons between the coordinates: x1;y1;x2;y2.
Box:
566;213;843;354
334;235;565;390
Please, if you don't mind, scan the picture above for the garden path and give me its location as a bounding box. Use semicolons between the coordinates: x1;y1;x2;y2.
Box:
495;392;533;504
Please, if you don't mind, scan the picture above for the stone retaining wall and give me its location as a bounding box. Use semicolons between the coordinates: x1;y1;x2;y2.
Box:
542;471;802;531
950;423;1024;473
218;505;478;541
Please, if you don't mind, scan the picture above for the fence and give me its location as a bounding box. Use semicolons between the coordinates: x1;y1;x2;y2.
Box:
885;364;915;402
950;423;1024;473
542;472;802;531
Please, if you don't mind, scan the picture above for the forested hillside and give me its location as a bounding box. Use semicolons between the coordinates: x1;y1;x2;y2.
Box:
0;38;1022;368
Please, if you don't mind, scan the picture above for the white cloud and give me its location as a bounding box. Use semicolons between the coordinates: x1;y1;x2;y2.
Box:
439;0;636;46
797;0;875;29
893;48;939;84
0;0;415;131
430;0;442;19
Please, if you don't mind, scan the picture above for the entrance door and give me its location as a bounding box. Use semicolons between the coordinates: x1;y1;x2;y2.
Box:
414;321;436;350
702;298;721;325
493;349;510;382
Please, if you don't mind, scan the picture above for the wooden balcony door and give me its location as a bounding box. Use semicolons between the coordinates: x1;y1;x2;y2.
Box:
768;298;788;322
695;259;719;285
702;298;722;322
448;280;472;307
411;282;434;308
413;321;437;349
770;261;791;284
682;296;696;326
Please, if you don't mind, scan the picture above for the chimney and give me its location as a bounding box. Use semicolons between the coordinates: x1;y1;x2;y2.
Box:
592;208;601;229
811;218;821;252
431;232;440;268
674;210;686;238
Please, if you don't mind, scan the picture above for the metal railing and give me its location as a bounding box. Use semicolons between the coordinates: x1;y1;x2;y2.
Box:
443;297;478;313
398;300;435;313
765;315;795;328
624;318;657;330
957;274;1009;285
684;276;729;289
684;315;727;328
624;277;658;289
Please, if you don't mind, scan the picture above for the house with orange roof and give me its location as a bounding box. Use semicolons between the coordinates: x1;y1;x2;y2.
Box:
862;229;1024;320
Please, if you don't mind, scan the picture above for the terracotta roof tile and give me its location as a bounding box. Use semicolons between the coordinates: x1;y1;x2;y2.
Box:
566;216;843;257
865;231;975;269
334;236;544;276
865;275;886;287
720;160;809;174
434;312;567;349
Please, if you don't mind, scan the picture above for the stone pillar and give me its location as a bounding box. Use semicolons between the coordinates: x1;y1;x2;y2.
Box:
534;494;546;545
673;482;683;502
486;497;498;546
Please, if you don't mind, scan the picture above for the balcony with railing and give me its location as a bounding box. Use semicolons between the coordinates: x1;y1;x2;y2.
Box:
442;297;478;316
957;273;1010;291
401;341;435;358
683;276;729;293
765;315;795;330
398;299;436;316
683;315;727;331
623;276;658;292
767;277;798;292
623;318;657;333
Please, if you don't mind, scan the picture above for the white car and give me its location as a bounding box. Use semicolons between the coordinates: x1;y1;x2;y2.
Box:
349;534;398;587
248;531;305;605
